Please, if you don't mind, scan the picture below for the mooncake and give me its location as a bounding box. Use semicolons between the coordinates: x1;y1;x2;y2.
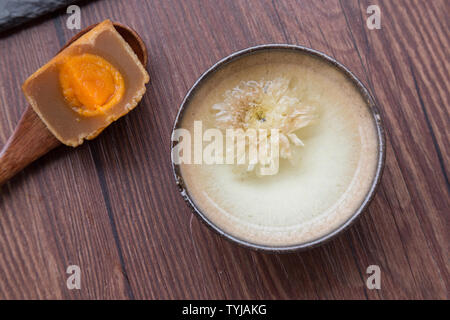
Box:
22;20;149;146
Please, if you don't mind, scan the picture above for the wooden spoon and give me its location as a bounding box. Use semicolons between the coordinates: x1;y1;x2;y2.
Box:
0;22;148;186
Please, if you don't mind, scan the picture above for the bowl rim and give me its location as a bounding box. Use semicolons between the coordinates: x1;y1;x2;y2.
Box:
170;44;386;253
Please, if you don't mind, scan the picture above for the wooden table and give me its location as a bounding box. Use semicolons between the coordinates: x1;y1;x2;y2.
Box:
0;0;448;300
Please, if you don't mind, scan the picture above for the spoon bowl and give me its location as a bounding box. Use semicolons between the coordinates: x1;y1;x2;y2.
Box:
61;22;148;67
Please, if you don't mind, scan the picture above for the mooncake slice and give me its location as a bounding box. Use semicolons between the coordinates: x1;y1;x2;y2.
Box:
22;20;150;147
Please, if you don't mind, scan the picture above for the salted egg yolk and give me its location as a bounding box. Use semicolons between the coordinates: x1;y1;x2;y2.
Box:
59;53;125;117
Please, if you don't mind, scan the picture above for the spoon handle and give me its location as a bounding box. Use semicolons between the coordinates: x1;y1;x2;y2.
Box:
0;106;61;186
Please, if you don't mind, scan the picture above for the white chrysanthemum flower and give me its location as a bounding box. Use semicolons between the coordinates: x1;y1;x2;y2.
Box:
212;78;316;174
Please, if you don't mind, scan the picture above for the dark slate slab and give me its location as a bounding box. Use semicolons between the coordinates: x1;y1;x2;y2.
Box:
0;0;78;33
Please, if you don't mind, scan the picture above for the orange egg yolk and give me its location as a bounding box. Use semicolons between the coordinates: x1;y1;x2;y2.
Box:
59;53;125;117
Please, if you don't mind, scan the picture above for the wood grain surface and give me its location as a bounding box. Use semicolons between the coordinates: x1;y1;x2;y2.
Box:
0;0;448;300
